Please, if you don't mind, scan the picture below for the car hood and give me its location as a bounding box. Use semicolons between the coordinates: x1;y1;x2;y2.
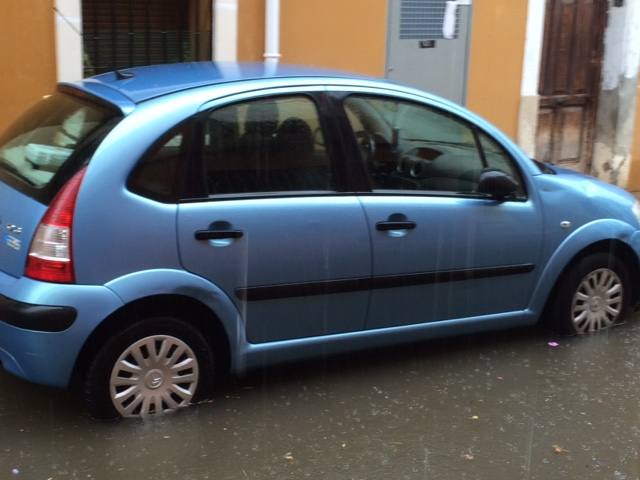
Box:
551;165;635;202
534;165;639;229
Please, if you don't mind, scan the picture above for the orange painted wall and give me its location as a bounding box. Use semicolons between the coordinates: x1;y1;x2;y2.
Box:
238;0;266;62
626;87;640;191
279;0;387;76
238;0;387;77
0;0;57;134
238;0;524;136
466;1;527;139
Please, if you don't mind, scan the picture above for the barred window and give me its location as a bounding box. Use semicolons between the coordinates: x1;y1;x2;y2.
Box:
82;0;212;77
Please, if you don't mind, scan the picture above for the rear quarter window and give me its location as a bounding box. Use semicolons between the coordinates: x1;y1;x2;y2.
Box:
0;91;121;203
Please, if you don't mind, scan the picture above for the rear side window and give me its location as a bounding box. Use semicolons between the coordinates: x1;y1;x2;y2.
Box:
0;91;120;198
200;95;335;197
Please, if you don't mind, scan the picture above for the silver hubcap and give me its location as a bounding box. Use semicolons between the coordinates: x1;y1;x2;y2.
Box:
110;335;199;418
571;268;623;334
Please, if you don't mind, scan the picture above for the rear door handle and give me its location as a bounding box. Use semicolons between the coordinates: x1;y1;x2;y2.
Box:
195;229;244;240
376;221;416;231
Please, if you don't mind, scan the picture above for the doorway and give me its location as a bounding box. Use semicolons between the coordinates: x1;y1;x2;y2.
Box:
536;0;608;172
386;0;473;105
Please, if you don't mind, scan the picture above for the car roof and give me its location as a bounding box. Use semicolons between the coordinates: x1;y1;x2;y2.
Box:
62;62;371;107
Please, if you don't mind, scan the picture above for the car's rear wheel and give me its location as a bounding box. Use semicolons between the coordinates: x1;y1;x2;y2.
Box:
551;252;631;334
84;317;214;419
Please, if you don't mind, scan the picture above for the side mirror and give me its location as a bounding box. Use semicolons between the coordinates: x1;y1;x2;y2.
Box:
477;169;519;200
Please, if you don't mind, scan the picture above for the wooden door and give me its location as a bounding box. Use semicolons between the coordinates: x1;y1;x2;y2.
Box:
536;0;608;172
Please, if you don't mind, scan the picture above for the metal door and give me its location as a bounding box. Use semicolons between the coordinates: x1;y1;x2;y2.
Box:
536;0;608;172
386;0;473;105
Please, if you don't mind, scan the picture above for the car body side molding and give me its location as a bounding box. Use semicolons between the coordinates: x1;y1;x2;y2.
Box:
235;264;535;302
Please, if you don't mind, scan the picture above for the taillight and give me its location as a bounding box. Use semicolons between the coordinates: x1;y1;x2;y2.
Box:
25;167;87;283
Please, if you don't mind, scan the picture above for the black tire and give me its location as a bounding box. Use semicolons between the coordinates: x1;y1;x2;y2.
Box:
550;252;631;335
83;316;215;419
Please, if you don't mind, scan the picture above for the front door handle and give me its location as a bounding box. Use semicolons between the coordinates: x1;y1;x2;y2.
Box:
195;229;243;240
376;221;416;231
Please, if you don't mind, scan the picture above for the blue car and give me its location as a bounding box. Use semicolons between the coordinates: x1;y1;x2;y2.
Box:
0;62;639;418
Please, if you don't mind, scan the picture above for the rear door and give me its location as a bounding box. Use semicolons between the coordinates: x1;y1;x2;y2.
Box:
177;90;371;343
0;91;120;277
335;91;543;329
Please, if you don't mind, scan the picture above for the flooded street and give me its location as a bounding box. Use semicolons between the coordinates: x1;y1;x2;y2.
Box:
3;317;640;480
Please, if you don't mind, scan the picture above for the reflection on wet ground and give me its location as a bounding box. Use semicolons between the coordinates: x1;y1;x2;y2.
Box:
2;317;640;479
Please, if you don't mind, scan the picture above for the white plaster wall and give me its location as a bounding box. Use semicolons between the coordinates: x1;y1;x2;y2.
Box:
517;0;547;157
521;0;547;97
591;0;640;187
602;0;640;90
214;0;238;61
54;0;83;82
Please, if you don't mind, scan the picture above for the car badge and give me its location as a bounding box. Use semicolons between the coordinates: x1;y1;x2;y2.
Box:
6;224;23;235
4;234;21;251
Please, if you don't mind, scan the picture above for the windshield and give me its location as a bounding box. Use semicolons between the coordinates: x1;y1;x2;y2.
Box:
0;92;119;190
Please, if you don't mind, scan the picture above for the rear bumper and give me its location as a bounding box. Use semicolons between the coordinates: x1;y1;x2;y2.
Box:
0;271;122;388
0;294;77;332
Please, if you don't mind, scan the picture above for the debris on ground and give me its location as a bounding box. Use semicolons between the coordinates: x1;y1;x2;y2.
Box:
552;444;569;454
548;341;560;347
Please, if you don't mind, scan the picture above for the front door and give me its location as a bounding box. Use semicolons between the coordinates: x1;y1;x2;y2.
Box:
339;92;543;329
386;0;473;105
177;93;371;343
536;0;608;172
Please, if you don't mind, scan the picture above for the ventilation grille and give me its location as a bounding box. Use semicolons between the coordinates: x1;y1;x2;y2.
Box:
399;0;459;40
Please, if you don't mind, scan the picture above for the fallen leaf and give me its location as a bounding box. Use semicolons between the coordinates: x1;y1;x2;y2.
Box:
283;452;295;464
463;453;474;461
552;444;569;454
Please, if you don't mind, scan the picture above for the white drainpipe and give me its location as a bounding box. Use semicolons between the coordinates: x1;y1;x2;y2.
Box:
264;0;281;66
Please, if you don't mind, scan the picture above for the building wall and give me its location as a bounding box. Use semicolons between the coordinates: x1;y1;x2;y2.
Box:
237;0;265;62
279;0;387;76
591;1;640;188
466;1;528;140
0;0;57;134
0;0;547;170
238;0;388;76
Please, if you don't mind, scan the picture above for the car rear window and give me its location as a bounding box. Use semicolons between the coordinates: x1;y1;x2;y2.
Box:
0;91;120;201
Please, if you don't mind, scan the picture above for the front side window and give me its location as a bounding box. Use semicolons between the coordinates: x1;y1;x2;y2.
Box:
478;130;525;186
344;95;524;196
201;95;335;196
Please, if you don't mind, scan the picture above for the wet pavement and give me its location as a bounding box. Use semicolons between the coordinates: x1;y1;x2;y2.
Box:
3;316;640;480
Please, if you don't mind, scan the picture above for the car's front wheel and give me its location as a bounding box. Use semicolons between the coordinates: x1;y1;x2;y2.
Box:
552;252;631;334
83;317;214;419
